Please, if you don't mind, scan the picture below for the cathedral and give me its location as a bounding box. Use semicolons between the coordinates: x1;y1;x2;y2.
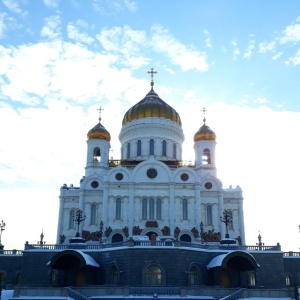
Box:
57;69;245;245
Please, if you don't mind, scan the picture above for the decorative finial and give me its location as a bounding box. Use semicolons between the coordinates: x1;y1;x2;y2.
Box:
147;68;157;87
97;106;104;122
201;107;207;124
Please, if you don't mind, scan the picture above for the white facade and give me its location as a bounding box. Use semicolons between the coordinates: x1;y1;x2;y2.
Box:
56;85;245;245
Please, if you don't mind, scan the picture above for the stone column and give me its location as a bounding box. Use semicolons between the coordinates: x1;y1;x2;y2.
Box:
78;190;85;236
102;182;109;226
218;191;224;239
169;183;175;234
56;195;64;244
194;183;201;226
238;197;246;244
128;183;135;236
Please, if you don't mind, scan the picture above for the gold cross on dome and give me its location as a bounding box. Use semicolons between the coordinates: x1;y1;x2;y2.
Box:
147;68;157;86
97;106;104;122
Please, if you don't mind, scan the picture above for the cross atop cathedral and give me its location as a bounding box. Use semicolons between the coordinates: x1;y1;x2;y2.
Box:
97;106;104;122
201;107;207;124
147;68;157;87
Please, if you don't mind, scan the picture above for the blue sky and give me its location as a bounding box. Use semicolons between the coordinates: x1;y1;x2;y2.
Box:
1;0;300;251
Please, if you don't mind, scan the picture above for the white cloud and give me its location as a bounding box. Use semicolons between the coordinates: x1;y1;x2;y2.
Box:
43;0;60;8
231;39;240;60
67;20;95;44
203;29;212;48
2;0;28;16
286;48;300;65
0;12;21;39
124;0;138;12
253;97;270;104
151;25;209;72
244;39;255;59
40;15;62;39
272;51;283;60
280;23;300;44
258;41;275;53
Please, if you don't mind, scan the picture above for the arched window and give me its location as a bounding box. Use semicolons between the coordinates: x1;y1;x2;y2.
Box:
150;139;154;155
203;148;211;164
146;265;162;285
149;198;154;219
173;143;177;159
93;147;100;163
137;140;142;156
182;199;188;220
116;198;121;220
189;266;198;285
110;266;119;285
156;198;162;220
142;198;147;220
69;210;75;229
249;272;256;286
207;205;212;225
286;274;291;286
162;140;167;156
90;204;96;225
127;143;131;159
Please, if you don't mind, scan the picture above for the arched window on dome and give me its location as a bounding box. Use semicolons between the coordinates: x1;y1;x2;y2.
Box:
206;205;212;225
90;204;96;225
162;140;167;156
202;148;211;164
173;143;177;159
93;147;100;163
150;139;154;155
127;143;131;159
116;198;121;220
182;199;188;220
69;210;75;229
137;140;142;156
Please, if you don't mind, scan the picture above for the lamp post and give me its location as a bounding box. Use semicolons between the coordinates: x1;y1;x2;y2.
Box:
200;221;204;243
73;209;86;237
256;231;264;250
0;220;6;245
38;230;45;246
99;220;104;244
220;210;232;238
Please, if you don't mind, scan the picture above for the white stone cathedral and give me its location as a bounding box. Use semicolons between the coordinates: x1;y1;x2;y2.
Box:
56;70;245;245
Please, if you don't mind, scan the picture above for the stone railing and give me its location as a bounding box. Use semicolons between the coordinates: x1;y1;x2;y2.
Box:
20;240;281;252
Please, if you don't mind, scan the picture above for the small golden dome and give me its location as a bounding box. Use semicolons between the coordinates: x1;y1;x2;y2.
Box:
122;88;182;126
194;123;216;142
87;122;111;141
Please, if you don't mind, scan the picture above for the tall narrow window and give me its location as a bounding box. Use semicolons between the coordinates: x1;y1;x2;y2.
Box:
137;140;142;156
93;147;100;163
173;143;177;159
110;266;119;285
127;143;131;159
203;148;211;164
90;204;96;225
156;198;162;220
146;265;162;285
285;274;291;286
189;266;198;285
207;205;212;225
142;198;147;220
149;198;154;219
116;198;121;220
250;272;256;286
182;199;188;220
69;210;75;229
162;140;167;156
150;139;154;155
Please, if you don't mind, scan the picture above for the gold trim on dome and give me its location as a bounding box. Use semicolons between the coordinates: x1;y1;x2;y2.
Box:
194;132;216;142
88;131;111;141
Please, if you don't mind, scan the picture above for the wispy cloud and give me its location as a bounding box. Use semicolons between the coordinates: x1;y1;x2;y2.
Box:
67;19;95;44
40;15;62;39
280;22;300;44
258;41;275;53
43;0;60;8
2;0;28;16
244;39;255;59
203;29;212;48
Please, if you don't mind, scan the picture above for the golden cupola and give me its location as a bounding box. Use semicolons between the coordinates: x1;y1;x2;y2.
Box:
194;118;216;142
122;86;181;126
87;120;111;141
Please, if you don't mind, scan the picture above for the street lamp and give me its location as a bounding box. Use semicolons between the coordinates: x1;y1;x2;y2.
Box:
0;220;6;245
99;220;104;244
73;209;86;237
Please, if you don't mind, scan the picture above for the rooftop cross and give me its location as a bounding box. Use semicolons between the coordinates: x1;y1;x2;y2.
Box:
97;106;104;122
201;107;207;124
147;68;157;87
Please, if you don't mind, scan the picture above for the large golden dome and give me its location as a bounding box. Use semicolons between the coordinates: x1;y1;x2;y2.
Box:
122;88;182;126
194;123;216;142
87;121;111;141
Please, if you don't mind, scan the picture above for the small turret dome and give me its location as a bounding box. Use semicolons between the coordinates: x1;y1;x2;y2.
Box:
87;122;111;141
122;88;182;126
194;123;216;142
